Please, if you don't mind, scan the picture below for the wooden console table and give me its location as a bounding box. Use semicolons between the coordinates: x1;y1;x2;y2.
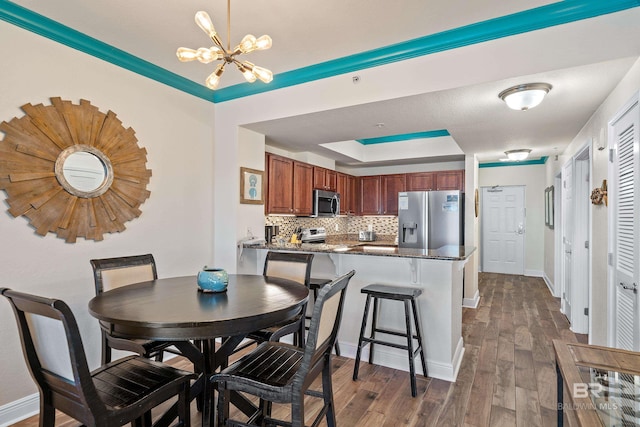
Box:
553;339;640;426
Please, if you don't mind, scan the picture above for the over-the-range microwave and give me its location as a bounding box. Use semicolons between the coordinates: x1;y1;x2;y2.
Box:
312;189;340;217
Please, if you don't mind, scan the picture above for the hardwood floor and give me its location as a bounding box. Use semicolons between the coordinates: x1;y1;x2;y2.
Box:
11;273;585;426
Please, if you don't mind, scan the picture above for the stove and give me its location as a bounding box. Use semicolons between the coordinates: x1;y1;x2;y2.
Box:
299;227;327;243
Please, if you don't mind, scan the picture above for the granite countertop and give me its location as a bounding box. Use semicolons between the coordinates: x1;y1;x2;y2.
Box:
243;239;475;261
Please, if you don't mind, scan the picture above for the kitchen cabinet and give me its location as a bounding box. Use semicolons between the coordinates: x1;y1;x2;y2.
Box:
435;170;465;191
292;161;313;215
381;174;406;215
337;172;358;215
266;153;294;214
406;172;436;191
313;167;337;191
347;174;358;214
359;175;382;215
406;170;465;191
266;154;328;215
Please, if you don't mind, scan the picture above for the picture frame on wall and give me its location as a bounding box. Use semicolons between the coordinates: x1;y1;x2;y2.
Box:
240;167;264;205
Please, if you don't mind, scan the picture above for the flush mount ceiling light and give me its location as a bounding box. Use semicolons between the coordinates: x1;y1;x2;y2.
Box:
176;0;273;90
498;83;552;111
505;149;532;161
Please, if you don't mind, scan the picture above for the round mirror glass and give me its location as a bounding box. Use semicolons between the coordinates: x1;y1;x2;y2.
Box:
62;151;107;192
54;145;114;198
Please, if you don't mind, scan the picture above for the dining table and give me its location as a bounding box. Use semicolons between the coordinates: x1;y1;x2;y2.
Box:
88;274;309;427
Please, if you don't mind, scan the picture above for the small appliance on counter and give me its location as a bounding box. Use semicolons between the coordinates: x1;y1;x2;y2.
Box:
358;230;376;242
299;227;327;243
264;225;280;243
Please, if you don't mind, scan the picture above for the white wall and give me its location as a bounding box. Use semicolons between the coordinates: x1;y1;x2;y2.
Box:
0;21;215;411
478;164;546;275
546;57;640;345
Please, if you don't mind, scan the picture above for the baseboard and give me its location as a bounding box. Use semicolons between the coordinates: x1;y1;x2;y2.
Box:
0;393;39;427
524;269;544;277
542;272;555;296
338;338;463;382
463;290;480;308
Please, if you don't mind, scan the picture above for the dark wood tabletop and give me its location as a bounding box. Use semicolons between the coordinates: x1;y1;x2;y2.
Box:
88;274;309;341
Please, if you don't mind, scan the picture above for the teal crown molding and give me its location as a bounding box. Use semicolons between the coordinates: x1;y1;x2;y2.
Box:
479;156;549;168
357;130;450;145
1;0;639;104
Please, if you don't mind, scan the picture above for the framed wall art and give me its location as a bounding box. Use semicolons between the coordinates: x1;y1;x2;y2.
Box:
240;167;264;204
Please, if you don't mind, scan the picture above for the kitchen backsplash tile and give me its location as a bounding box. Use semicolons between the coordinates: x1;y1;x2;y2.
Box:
265;215;398;240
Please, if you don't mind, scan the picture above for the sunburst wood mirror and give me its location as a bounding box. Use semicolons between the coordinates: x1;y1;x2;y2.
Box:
0;97;151;242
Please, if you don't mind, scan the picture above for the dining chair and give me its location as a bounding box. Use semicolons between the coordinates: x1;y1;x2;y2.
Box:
243;252;314;349
90;254;179;364
1;287;196;427
211;269;355;427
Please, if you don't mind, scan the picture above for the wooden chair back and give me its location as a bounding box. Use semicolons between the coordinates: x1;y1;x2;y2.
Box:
263;251;314;286
298;270;355;379
90;253;157;294
1;288;109;418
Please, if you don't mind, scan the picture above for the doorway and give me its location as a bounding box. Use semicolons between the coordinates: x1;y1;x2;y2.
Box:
481;185;525;275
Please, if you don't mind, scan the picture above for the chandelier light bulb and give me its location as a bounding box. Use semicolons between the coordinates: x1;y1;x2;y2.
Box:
251;65;273;83
176;47;199;62
195;11;217;39
236;62;257;83
255;35;272;50
238;34;257;54
205;63;226;89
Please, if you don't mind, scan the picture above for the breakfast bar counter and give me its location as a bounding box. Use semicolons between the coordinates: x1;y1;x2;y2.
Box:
238;242;475;382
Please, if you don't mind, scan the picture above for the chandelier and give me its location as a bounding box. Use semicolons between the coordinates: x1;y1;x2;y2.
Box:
176;0;273;90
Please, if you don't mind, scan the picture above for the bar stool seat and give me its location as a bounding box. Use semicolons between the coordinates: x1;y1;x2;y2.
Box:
307;278;340;356
352;283;428;397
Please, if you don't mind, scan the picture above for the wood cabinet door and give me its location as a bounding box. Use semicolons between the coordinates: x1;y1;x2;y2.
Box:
336;172;348;214
293;161;313;215
326;170;337;191
359;175;381;215
266;154;293;214
407;172;435;191
348;175;358;214
436;170;465;191
313;167;326;190
381;174;406;215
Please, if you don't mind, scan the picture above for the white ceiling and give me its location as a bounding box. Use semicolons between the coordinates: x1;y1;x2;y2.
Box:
11;0;640;166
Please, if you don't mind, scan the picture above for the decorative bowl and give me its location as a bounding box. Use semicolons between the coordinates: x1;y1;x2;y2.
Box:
197;267;228;293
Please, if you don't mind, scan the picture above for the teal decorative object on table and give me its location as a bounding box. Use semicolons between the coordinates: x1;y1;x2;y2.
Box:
197;267;228;292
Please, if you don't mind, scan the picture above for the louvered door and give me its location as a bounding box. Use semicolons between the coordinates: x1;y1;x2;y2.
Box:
611;97;639;351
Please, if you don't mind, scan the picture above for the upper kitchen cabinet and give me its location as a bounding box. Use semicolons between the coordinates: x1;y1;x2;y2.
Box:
265;153;320;215
292;161;313;215
435;170;465;191
313;166;337;191
406;172;435;191
266;153;294;214
381;174;406;215
359;175;382;215
336;173;358;215
406;170;465;191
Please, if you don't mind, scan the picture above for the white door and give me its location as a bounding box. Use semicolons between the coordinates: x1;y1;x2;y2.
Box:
572;149;591;335
561;161;574;322
481;185;525;275
610;96;639;351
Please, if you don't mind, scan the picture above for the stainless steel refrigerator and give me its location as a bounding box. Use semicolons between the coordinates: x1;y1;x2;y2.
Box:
398;190;464;249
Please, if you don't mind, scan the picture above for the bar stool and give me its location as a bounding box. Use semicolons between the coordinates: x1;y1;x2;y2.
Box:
307;278;341;356
352;284;427;397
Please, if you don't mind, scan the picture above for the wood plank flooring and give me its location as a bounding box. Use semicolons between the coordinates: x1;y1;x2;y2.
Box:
11;273;585;427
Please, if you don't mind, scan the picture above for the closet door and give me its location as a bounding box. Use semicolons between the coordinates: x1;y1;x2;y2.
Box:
610;95;639;351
